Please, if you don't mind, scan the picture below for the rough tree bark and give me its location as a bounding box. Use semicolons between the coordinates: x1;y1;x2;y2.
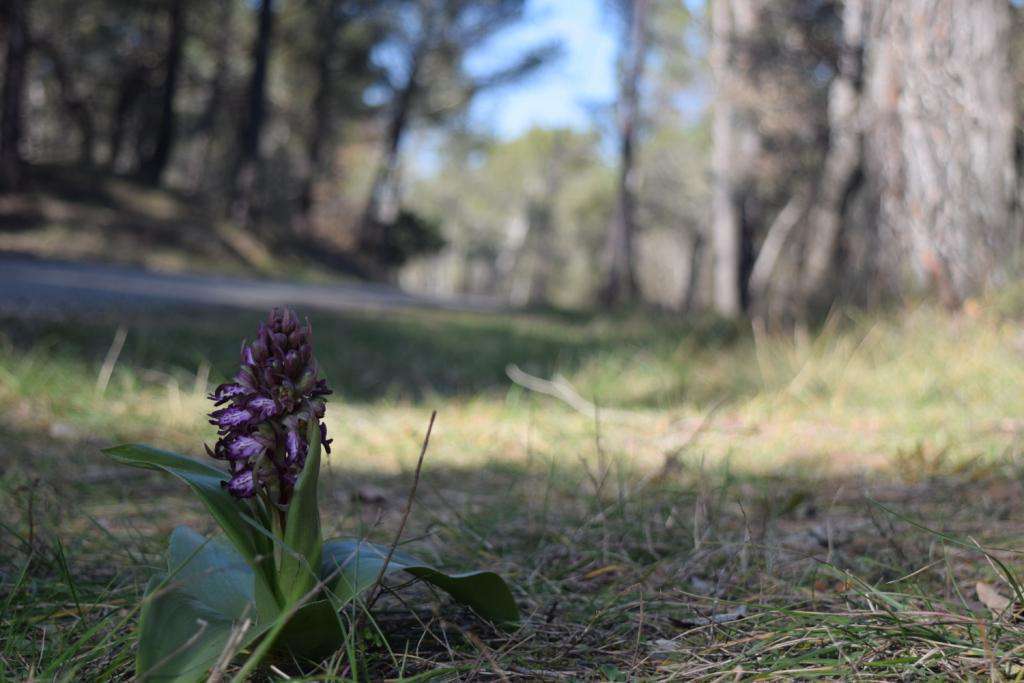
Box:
230;0;275;229
1014;4;1024;247
140;0;186;185
708;0;762;318
795;0;1018;311
599;0;649;307
1;0;31;191
863;0;1017;305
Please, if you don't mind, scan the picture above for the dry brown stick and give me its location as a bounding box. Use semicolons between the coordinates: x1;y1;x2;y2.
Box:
365;410;436;613
464;630;512;683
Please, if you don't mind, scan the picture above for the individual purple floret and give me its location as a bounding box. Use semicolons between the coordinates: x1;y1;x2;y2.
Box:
207;308;332;502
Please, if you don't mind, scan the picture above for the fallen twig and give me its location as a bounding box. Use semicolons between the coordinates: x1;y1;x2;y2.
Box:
506;364;603;418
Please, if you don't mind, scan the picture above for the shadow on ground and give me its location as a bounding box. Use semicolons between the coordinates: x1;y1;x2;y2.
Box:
4;416;1024;678
0;305;747;406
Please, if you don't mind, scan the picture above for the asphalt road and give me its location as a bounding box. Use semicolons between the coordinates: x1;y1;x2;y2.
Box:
0;256;501;317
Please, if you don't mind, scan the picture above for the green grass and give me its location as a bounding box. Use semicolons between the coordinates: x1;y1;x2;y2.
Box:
3;302;1024;679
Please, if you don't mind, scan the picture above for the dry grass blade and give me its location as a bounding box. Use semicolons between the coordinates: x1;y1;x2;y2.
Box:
94;325;127;396
365;410;437;613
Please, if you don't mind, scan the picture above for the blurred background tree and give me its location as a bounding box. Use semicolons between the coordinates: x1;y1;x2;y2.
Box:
0;0;1021;321
355;0;559;269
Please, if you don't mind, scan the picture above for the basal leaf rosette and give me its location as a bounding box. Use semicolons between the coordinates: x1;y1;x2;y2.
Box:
103;308;519;682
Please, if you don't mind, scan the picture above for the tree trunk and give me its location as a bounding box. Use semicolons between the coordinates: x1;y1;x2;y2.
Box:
795;0;868;313
140;0;186;186
1013;4;1024;248
494;208;531;296
107;65;149;172
862;0;1017;305
778;0;1019;316
599;0;648;307
1;0;31;191
358;41;424;255
747;184;810;321
681;230;705;313
295;2;342;233
33;38;96;166
230;0;275;229
187;0;232;192
708;0;762;318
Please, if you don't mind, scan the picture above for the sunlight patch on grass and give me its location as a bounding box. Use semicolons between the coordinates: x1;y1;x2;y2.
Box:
1;304;1022;477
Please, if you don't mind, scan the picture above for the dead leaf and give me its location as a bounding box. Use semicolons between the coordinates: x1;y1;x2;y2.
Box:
976;581;1011;614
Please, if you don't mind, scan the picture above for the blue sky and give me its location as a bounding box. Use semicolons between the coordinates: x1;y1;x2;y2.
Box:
465;0;705;139
465;0;620;138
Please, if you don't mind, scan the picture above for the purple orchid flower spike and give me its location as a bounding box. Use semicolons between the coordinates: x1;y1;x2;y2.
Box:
206;307;332;503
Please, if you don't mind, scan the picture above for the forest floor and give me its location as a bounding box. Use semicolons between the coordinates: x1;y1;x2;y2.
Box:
4;299;1024;679
0;164;368;282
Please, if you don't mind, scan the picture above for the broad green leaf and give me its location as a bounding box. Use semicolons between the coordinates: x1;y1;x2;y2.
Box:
321;539;519;625
136;527;262;682
278;420;324;605
104;444;280;618
268;600;345;664
139;528;340;680
167;527;253;618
